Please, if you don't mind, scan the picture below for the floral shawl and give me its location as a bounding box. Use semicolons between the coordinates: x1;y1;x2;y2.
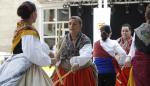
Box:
57;32;91;71
135;23;150;46
118;37;132;54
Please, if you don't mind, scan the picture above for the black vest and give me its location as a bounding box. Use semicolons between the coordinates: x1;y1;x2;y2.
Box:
13;40;23;54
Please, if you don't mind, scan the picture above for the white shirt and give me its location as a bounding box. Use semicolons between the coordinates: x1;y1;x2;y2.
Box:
22;35;52;66
70;44;92;67
99;38;127;65
0;35;52;84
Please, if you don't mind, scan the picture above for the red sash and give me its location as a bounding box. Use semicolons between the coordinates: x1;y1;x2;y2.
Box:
93;41;121;73
93;41;128;86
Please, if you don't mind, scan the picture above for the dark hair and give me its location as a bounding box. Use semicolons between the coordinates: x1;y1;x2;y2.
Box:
122;23;132;31
145;4;150;22
100;25;112;41
17;1;36;19
69;16;82;27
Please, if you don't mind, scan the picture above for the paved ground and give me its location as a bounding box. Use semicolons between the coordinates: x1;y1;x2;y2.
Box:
42;66;55;77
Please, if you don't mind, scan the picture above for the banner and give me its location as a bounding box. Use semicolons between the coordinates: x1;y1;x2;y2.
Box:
93;8;111;43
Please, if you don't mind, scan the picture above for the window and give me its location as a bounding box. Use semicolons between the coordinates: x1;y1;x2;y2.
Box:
42;8;70;50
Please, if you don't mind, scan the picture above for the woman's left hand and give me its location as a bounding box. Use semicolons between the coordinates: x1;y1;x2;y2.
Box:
71;63;79;72
49;52;54;58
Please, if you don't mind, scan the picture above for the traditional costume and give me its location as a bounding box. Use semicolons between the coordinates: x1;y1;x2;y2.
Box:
117;36;132;54
52;32;97;86
0;21;53;86
116;36;132;86
128;23;150;86
93;39;127;86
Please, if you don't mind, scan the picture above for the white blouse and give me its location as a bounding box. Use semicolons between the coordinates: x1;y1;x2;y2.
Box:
100;38;127;65
0;35;52;85
70;44;92;67
21;35;52;66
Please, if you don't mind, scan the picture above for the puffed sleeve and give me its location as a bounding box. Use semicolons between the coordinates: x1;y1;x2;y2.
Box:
70;44;92;67
41;41;51;55
22;35;51;66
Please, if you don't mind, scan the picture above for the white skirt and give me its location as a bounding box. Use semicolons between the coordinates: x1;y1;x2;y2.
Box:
18;65;53;86
0;54;53;86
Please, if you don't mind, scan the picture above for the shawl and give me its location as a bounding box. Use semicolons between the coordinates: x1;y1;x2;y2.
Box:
135;23;150;46
57;32;91;71
118;37;132;54
12;20;39;52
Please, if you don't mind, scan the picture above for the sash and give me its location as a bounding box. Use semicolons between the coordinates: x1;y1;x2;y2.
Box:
93;41;121;73
12;28;39;52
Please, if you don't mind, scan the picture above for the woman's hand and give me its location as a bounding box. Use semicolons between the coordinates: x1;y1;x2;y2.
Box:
51;58;57;65
49;52;54;58
124;61;131;67
124;56;131;67
71;63;79;72
115;54;120;62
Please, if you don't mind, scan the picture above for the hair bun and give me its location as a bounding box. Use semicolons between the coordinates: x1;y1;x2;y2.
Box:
17;1;36;19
